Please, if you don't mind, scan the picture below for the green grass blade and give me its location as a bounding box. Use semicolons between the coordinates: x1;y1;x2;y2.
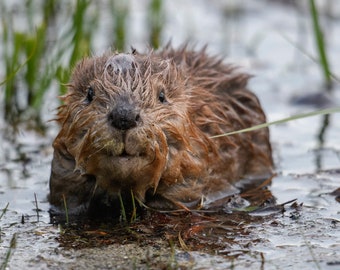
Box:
0;203;9;221
210;107;340;138
70;0;92;66
309;0;332;89
130;190;137;223
0;233;17;270
149;0;163;48
62;194;69;225
110;0;128;51
118;193;127;223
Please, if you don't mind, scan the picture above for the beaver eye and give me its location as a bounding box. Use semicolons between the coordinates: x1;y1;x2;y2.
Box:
158;90;167;103
86;87;95;103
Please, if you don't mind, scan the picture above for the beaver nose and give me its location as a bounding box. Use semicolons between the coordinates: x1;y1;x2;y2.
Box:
108;103;140;130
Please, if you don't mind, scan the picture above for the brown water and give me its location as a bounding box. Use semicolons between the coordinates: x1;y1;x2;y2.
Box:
1;1;340;269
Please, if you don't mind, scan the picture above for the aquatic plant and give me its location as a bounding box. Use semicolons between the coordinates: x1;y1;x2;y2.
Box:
117;191;139;223
0;0;98;130
130;190;137;223
62;194;69;225
110;0;129;51
118;193;127;223
1;0;338;135
211;107;340;139
0;233;17;270
148;0;164;48
309;0;332;90
0;203;9;221
0;0;57;129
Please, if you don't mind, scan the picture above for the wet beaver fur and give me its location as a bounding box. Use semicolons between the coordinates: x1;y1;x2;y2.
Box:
49;45;273;216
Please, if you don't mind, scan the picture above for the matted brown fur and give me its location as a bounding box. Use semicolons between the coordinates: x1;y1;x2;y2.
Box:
49;45;273;214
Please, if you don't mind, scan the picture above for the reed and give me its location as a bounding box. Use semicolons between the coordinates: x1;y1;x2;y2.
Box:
110;0;128;51
70;0;92;67
130;190;137;223
0;1;59;128
0;203;9;221
148;0;163;49
56;0;94;95
309;0;332;90
167;237;178;269
0;233;17;270
0;0;98;129
0;203;9;243
210;107;340;139
118;192;127;223
0;1;338;136
62;194;69;225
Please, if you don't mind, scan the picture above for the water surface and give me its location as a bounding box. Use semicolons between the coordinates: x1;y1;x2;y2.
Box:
1;1;339;269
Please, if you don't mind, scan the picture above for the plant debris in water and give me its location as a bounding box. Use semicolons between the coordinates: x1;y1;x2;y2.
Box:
56;179;294;259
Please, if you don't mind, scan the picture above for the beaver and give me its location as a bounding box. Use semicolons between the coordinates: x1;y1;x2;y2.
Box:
49;45;273;216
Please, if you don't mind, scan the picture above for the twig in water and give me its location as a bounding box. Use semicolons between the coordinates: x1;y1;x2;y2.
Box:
34;193;40;223
0;203;9;220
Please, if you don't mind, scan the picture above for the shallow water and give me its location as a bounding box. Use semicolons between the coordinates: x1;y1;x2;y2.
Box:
1;1;340;269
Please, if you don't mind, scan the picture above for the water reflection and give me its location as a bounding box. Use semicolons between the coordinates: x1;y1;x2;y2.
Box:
315;114;331;170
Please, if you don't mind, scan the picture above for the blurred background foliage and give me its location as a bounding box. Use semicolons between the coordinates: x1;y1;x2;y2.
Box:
0;0;336;133
0;0;163;132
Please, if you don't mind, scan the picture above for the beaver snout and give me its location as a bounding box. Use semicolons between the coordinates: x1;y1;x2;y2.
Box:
108;96;141;130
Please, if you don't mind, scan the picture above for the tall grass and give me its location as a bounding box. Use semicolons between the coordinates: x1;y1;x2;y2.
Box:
210;107;340;139
0;233;17;270
309;0;332;90
1;1;57;129
62;194;69;225
0;0;98;131
110;0;129;51
0;203;9;221
0;0;337;133
55;0;94;95
0;203;12;270
148;0;163;49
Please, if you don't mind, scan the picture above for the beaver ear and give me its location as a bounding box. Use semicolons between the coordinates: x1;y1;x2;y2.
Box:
86;86;95;103
158;89;167;104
